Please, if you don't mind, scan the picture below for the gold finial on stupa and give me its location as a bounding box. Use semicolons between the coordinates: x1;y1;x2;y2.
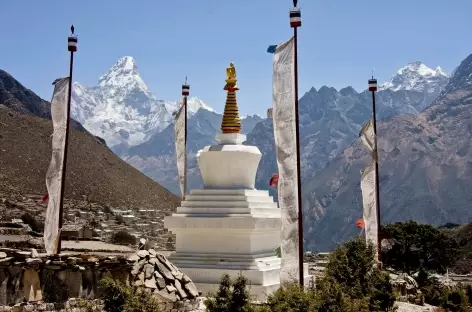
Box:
221;62;241;134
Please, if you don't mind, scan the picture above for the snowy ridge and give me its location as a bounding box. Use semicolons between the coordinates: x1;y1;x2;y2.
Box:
379;61;449;93
71;56;213;147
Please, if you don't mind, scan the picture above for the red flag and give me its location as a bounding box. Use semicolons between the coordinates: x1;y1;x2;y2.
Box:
356;218;365;229
269;173;279;187
42;193;49;202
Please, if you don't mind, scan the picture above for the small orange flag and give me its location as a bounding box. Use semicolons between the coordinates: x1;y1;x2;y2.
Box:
356;218;365;229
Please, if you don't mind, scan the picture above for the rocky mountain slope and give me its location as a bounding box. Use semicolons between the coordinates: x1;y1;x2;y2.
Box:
303;54;472;251
0;70;179;222
71;56;213;149
247;62;449;194
0;70;90;137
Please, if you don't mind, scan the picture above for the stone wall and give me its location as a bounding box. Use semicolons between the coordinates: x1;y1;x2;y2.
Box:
0;298;104;311
0;248;202;312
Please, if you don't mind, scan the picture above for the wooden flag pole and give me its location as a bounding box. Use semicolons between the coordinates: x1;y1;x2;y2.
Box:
182;78;190;198
57;25;77;254
369;76;382;269
290;1;304;286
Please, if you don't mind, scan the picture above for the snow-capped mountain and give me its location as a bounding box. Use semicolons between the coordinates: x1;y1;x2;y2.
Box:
380;61;448;92
71;56;213;148
377;62;449;114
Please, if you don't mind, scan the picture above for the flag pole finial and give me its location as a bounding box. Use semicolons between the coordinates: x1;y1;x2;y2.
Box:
221;62;241;134
182;78;190;97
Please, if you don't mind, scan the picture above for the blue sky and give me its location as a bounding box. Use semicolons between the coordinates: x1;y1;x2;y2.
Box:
1;0;472;116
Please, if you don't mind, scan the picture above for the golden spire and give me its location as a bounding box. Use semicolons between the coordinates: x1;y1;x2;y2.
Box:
221;62;241;134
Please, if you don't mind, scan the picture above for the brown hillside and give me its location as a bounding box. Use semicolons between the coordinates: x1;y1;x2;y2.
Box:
0;105;179;212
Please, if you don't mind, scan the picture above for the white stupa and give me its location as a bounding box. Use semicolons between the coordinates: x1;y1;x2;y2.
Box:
165;63;282;301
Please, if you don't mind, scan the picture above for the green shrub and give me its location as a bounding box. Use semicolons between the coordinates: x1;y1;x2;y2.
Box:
111;231;137;245
441;289;470;312
265;283;317;312
208;237;397;312
205;274;254;312
369;271;396;311
98;277;161;312
99;278;127;312
382;221;459;274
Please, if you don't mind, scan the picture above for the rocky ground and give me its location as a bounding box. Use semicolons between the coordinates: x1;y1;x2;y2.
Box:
395;302;436;311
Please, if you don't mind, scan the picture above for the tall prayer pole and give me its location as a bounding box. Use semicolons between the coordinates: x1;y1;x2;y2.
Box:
182;79;190;197
368;77;382;268
57;25;77;254
290;1;304;286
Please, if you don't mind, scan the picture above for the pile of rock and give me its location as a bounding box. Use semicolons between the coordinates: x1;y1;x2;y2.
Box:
0;245;203;311
127;248;200;303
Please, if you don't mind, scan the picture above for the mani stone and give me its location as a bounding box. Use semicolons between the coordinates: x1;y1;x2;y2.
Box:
137;250;149;258
154;271;166;289
131;259;145;275
172;270;184;280
144;276;157;289
174;279;187;299
127;254;140;262
144;264;154;279
166;285;177;293
154;288;178;303
156;263;173;280
184;281;199;298
134;272;145;287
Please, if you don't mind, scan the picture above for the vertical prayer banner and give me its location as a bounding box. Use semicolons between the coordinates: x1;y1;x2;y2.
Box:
359;120;377;160
174;102;186;197
360;162;378;251
44;77;70;255
272;37;300;284
359;120;379;252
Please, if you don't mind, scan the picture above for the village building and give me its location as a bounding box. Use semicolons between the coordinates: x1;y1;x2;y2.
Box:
61;224;93;240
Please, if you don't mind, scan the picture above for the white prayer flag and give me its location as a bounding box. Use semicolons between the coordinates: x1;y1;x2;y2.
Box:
360;161;379;251
174;102;186;197
359;120;377;160
359;120;379;252
272;37;300;284
44;77;70;255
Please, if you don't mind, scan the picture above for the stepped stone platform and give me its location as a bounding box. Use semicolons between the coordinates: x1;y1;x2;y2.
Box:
166;189;283;300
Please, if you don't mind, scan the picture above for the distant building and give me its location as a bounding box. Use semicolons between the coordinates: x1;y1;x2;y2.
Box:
61;224;93;240
139;209;156;217
121;215;135;225
112;209;133;216
65;213;76;222
136;223;151;230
